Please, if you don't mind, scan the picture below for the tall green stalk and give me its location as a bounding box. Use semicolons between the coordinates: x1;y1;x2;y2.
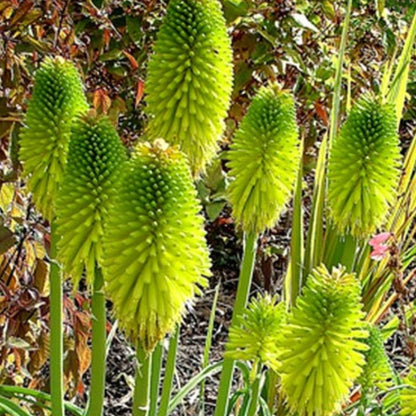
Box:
49;221;64;416
149;343;163;416
246;373;262;416
87;266;106;416
158;327;179;416
133;345;152;416
328;0;352;146
214;232;258;416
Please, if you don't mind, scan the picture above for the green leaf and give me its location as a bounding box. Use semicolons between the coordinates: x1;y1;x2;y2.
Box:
285;139;304;307
291;13;319;33
321;0;335;20
222;0;250;23
0;385;85;416
387;10;416;123
168;362;223;413
304;135;327;277
0;225;15;255
206;201;226;221
99;48;122;62
6;337;35;350
126;15;142;44
0;396;31;416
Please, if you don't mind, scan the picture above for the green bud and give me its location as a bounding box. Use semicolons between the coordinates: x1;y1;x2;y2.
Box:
227;85;299;234
103;139;211;351
55;113;127;287
358;324;392;393
19;57;88;220
277;265;368;416
145;0;233;176
225;294;284;372
328;95;401;238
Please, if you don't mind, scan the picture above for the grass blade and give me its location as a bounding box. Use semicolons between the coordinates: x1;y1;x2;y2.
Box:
387;10;416;122
304;135;327;277
328;0;352;145
285;139;304;306
200;282;221;414
168;362;223;413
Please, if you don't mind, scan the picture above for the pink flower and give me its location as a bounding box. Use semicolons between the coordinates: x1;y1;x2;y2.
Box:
369;232;392;261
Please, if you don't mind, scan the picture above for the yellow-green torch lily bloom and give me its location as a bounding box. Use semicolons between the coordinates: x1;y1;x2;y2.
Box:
277;265;368;416
19;57;88;220
227;84;300;234
145;0;233;176
103;139;211;351
55;112;127;287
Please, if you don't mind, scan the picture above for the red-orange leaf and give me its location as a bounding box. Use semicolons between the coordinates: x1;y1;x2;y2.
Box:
135;79;144;107
93;89;111;114
123;50;139;70
315;101;329;126
103;28;111;48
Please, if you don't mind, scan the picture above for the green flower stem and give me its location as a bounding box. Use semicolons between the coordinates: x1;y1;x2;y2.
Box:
87;266;106;416
50;220;64;416
214;232;258;416
158;327;179;416
133;344;152;416
149;343;163;416
247;372;262;416
266;370;278;411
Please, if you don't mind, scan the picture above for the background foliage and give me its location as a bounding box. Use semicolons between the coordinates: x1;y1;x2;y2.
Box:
0;0;416;414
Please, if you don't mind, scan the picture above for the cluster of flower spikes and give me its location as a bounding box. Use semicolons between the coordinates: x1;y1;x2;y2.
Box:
19;57;88;220
358;324;392;393
277;265;368;416
55;113;127;287
103;139;211;352
401;368;416;416
225;294;284;372
327;94;401;239
227;84;299;234
145;0;233;176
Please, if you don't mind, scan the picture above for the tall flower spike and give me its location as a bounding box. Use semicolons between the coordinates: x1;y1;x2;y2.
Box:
227;84;299;234
19;57;88;220
277;265;368;416
328;95;401;238
358;324;392;393
401;368;416;416
225;294;284;372
103;139;211;351
55;113;127;287
145;0;233;176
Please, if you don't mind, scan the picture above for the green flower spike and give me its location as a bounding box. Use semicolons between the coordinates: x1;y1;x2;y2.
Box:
103;139;211;351
19;57;88;220
358;324;392;393
55;112;127;287
277;265;368;416
227;85;299;234
225;294;284;372
328;95;401;238
401;368;416;416
145;0;233;176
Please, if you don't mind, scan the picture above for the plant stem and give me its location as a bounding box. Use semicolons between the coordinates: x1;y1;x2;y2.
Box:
158;327;179;416
328;0;352;146
149;342;163;416
214;232;258;416
49;220;64;416
87;266;106;416
133;344;152;416
266;370;278;412
246;374;261;416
